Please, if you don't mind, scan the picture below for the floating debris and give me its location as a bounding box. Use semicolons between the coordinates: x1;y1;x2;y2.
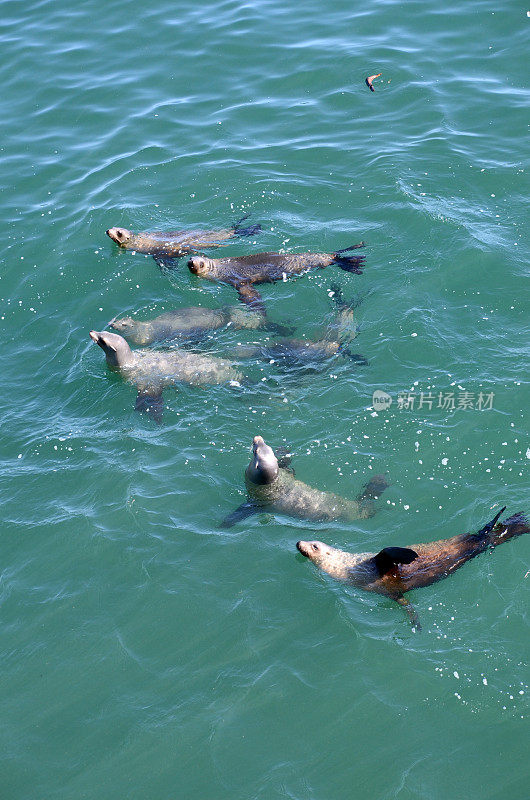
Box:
366;73;382;92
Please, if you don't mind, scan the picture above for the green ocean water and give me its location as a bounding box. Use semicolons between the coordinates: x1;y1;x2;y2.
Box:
1;0;529;797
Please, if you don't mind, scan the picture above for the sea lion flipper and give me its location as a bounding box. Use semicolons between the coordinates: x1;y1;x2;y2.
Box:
355;474;389;517
264;321;297;337
395;595;422;631
236;283;267;315
233;214;262;238
332;244;366;275
357;474;389;502
135;388;164;424
329;282;365;311
373;547;419;576
471;508;529;547
339;346;369;365
275;445;294;473
153;255;180;270
474;506;506;538
221;501;260;528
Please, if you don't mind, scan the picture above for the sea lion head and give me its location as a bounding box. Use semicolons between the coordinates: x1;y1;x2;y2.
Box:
110;316;151;346
245;435;279;485
106;227;134;247
297;540;357;581
89;330;134;368
188;256;213;277
296;540;336;568
110;315;135;333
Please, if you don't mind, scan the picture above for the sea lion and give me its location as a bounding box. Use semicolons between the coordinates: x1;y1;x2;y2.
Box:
89;330;243;422
110;305;293;346
106;214;261;259
297;507;530;629
234;284;367;367
236;337;365;367
187;243;366;314
222;435;388;527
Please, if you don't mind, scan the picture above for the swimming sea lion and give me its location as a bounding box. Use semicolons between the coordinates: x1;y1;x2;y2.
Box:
297;507;530;629
187;243;366;314
234;284;367;367
110;306;293;346
89;330;243;422
235;337;366;367
222;435;388;527
106;214;261;259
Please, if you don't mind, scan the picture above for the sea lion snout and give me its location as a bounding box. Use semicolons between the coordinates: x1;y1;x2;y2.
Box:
188;256;209;276
106;227;131;246
89;329;133;367
110;316;133;332
297;540;322;559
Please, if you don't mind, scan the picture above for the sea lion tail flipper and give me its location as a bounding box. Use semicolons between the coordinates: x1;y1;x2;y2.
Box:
135;388;164;424
332;243;366;275
333;253;366;274
153;255;180;270
233;214;262;238
373;547;419;576
339;346;369;365
396;595;422;631
498;511;530;535
236;284;267;315
486;510;530;546
221;501;259;528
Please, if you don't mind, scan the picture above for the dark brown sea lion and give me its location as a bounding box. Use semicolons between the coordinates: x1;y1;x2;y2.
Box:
187;243;366;314
89;330;243;422
297;507;529;629
222;435;388;527
106;214;261;259
110;305;293;346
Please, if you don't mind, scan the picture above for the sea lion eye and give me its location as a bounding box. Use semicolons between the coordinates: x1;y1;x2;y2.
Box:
312;543;319;552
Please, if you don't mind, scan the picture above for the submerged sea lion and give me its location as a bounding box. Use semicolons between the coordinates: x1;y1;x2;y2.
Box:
110;305;293;346
187;243;366;314
297;507;530;629
89;330;242;422
235;337;366;367
106;214;261;259
234;284;367;367
222;435;388;527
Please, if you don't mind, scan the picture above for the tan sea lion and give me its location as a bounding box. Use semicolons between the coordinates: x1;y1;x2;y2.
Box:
187;243;366;314
89;330;243;422
222;435;388;527
110;305;293;346
297;507;530;629
106;214;261;259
